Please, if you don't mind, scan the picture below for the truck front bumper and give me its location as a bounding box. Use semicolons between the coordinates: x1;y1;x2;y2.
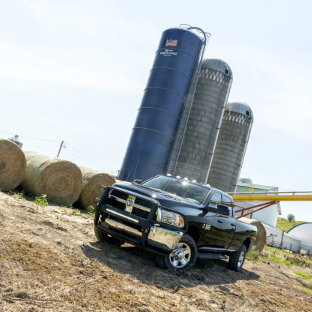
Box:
99;216;183;254
95;205;184;254
148;225;183;250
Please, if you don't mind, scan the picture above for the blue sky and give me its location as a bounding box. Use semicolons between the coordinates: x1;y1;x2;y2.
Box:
1;0;311;221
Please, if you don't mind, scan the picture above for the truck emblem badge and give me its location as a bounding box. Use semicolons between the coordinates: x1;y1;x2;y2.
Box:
203;224;211;230
125;195;136;213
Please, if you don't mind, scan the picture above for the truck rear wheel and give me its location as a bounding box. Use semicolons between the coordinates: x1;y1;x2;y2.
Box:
229;244;246;272
94;224;124;247
156;234;197;271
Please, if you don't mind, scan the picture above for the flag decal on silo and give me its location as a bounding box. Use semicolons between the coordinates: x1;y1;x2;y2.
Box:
165;39;178;47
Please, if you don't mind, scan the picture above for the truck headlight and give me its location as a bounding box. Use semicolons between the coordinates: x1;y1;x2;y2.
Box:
156;208;184;228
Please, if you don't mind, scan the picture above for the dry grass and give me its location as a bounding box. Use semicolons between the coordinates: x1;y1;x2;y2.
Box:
276;217;306;232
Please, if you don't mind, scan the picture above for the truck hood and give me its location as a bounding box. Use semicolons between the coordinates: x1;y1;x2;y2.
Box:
112;182;205;215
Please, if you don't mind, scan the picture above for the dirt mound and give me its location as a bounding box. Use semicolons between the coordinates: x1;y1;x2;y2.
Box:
0;191;312;311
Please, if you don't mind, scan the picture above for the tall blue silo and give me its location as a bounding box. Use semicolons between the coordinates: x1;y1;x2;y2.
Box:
118;26;209;182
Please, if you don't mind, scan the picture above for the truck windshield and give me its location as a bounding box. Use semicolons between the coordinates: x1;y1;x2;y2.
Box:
142;176;211;205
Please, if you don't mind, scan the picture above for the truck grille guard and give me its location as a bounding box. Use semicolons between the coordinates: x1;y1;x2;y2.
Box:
96;186;185;252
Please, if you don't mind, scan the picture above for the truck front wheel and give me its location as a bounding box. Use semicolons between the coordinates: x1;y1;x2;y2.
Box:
156;234;197;271
229;244;246;272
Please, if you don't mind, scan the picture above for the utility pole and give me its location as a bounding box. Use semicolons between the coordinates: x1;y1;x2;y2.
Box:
57;140;64;158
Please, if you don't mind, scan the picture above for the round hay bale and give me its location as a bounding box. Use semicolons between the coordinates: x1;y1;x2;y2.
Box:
21;151;82;206
23;151;42;161
0;138;26;191
239;217;267;252
75;166;116;209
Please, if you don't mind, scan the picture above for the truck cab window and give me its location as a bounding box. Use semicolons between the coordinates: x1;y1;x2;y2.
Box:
222;194;233;206
209;192;222;209
222;194;233;216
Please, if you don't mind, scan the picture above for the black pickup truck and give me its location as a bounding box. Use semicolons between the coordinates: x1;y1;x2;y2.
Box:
94;175;257;271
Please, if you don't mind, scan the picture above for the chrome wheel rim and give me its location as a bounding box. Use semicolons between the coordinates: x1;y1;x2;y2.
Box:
169;242;191;269
238;250;245;268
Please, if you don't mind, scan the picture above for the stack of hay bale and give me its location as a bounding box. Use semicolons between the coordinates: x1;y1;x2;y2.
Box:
21;151;116;208
0;142;117;209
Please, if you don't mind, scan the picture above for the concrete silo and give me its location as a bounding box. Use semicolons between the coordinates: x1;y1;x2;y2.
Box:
207;101;253;192
167;58;233;184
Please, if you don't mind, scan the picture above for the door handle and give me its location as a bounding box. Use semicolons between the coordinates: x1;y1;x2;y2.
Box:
231;223;236;226
217;220;223;223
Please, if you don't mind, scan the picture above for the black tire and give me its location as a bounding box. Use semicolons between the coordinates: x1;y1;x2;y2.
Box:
228;244;246;272
156;234;197;271
94;223;124;247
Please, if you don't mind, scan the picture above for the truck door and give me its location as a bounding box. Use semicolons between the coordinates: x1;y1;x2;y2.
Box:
199;191;235;250
220;194;236;249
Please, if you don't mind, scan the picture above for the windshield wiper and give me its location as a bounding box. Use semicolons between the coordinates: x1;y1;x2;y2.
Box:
142;186;163;192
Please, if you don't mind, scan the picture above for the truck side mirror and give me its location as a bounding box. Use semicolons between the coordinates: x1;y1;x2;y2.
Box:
207;204;217;213
208;204;229;215
133;179;142;184
217;204;230;216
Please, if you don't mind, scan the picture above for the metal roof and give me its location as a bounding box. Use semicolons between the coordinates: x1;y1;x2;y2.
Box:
226;100;254;120
287;222;310;234
201;57;233;78
236;182;277;192
287;223;312;244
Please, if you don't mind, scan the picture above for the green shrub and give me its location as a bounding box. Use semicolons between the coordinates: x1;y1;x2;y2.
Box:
13;190;26;199
246;248;266;262
34;195;48;206
85;205;95;216
294;271;312;279
72;209;81;215
269;253;292;266
294;285;312;294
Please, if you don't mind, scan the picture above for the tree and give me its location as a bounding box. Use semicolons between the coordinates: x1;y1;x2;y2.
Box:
287;214;295;222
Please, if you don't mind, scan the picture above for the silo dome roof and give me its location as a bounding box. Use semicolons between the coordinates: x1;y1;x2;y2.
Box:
239;177;253;184
226;100;254;120
201;57;233;78
287;223;312;244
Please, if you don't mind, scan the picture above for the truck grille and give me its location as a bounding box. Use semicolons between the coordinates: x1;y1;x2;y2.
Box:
110;189;128;200
107;198;125;210
135;198;153;209
132;207;148;219
107;188;153;220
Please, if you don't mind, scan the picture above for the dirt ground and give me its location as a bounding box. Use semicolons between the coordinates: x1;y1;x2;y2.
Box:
1;191;312;312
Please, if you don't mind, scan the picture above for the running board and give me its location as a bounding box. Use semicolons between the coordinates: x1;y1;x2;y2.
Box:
197;253;228;260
